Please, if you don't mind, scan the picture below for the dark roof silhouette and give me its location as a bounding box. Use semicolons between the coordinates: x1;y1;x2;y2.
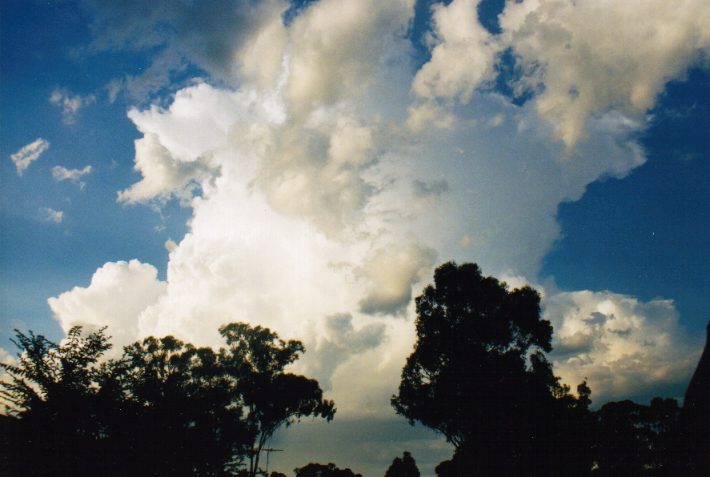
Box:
684;321;710;415
681;320;710;472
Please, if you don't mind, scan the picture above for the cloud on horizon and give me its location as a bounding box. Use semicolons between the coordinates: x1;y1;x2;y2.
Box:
546;289;701;403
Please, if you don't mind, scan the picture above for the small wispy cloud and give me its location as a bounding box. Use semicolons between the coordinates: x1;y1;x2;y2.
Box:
41;207;64;223
50;88;95;124
52;165;93;190
9;138;50;176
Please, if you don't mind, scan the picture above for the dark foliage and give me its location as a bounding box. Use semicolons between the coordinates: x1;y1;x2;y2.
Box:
219;323;335;476
0;327;115;477
393;262;592;476
384;451;420;477
108;335;252;477
591;398;682;476
2;263;708;476
294;462;362;477
0;323;334;477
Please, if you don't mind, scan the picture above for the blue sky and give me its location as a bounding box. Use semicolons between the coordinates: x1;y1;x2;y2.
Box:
1;0;192;340
542;68;710;333
2;0;709;474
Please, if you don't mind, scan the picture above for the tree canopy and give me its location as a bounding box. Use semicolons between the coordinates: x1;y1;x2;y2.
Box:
294;462;362;477
384;451;420;477
1;263;706;476
0;326;113;476
0;323;334;477
219;323;335;476
392;262;592;475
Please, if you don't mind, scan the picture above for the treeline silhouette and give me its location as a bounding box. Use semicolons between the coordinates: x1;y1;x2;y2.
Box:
392;262;708;476
1;262;707;476
0;323;333;477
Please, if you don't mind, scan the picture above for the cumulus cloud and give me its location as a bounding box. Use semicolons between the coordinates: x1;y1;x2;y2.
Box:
52;165;92;190
545;290;701;403
358;244;436;315
500;0;710;146
9;138;49;176
48;260;167;351
50;88;95;124
412;0;499;103
0;347;13;365
79;67;654;413
41;207;64;223
59;0;696;416
49;0;709;471
301;314;387;390
406;102;456;131
284;0;414;116
117;132;213;204
254;114;379;234
117;82;282;205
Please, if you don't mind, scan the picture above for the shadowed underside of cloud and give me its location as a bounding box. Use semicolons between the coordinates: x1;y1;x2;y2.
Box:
47;0;709;473
358;244;436;316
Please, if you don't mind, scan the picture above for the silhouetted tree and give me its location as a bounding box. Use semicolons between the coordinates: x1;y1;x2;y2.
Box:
591;397;683;476
392;262;593;476
0;326;110;415
112;335;253;477
294;462;362;477
384;451;420;477
0;326;115;476
219;323;335;477
0;323;335;477
0;414;20;475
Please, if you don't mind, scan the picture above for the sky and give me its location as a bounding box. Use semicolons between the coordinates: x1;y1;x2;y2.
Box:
1;0;709;475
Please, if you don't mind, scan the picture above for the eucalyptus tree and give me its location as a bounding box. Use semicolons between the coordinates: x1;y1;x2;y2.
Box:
393;262;593;476
219;323;335;477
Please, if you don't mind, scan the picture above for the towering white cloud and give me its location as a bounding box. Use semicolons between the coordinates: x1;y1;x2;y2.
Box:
9;138;49;176
500;0;710;147
49;260;167;350
358;244;436;315
283;0;414;116
48;0;709;473
58;80;655;411
117;132;213;204
253;114;381;234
